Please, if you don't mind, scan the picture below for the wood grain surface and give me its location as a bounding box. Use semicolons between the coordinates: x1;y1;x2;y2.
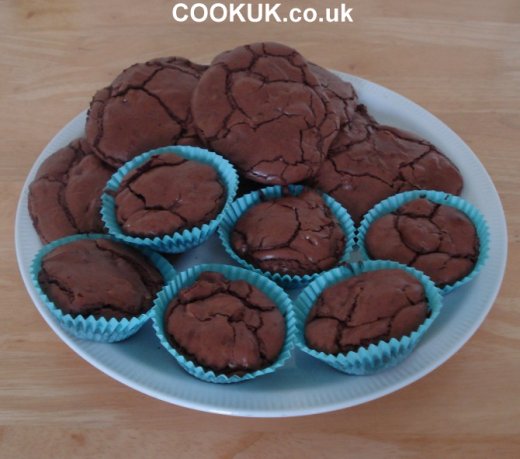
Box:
1;0;519;457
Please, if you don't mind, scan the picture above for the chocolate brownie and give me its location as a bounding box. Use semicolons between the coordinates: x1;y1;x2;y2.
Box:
164;272;285;375
114;153;225;237
308;63;358;129
364;198;479;287
305;269;429;354
192;42;340;185
86;57;207;167
28;139;114;244
311;109;463;223
38;238;164;320
231;189;346;276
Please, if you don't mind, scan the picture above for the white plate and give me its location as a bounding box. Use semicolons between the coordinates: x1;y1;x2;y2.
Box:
15;72;507;417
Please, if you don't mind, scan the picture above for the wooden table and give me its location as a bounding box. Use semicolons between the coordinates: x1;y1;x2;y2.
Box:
1;1;519;457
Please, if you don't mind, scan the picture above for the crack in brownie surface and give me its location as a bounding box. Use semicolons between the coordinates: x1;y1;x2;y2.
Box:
86;57;207;167
192;42;340;185
311;108;463;223
231;189;346;276
164;272;285;375
38;239;164;320
365;198;479;287
28;138;115;244
114;153;225;237
305;269;429;354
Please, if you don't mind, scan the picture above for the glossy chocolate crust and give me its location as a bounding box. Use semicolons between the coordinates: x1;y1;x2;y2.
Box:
305;269;428;354
86;57;207;167
192;42;340;185
38;239;164;320
28;138;114;244
114;153;225;237
365;198;479;287
165;272;285;375
311;106;463;223
231;189;346;276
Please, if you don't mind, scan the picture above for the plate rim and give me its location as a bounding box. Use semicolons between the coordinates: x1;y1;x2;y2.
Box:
15;71;508;417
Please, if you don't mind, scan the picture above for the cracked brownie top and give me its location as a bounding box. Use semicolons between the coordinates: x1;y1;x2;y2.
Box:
114;153;226;238
38;239;164;320
305;269;429;354
308;62;358;130
86;57;207;168
191;42;340;185
164;271;286;375
311;107;463;224
230;189;346;276
28;138;115;244
364;198;479;287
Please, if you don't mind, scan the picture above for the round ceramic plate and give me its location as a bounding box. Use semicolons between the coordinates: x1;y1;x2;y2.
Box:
15;72;507;417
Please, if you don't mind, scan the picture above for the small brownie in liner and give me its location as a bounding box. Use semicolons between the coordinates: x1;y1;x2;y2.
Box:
230;188;346;277
164;271;285;375
113;153;225;238
305;269;429;354
364;198;479;287
38;238;164;320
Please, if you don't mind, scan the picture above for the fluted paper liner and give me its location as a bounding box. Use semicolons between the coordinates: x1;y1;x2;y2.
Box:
294;260;443;375
151;263;296;383
101;145;239;253
357;190;490;294
218;185;356;289
31;234;175;342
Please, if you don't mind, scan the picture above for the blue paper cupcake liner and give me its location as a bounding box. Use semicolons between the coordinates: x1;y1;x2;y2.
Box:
151;263;297;384
217;185;356;289
356;190;490;294
101;145;239;253
294;260;443;375
31;233;176;343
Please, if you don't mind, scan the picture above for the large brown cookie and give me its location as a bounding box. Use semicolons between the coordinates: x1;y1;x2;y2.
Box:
191;42;340;185
28;138;114;244
308;63;358;129
86;57;207;168
311;107;463;223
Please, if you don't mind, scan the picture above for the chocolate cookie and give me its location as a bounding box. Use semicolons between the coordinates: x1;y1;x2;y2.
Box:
86;57;207;167
311;110;463;223
305;269;429;354
164;271;285;375
308;63;358;129
364;198;479;287
231;189;346;276
192;42;340;185
113;153;225;238
28;139;114;244
38;238;164;320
